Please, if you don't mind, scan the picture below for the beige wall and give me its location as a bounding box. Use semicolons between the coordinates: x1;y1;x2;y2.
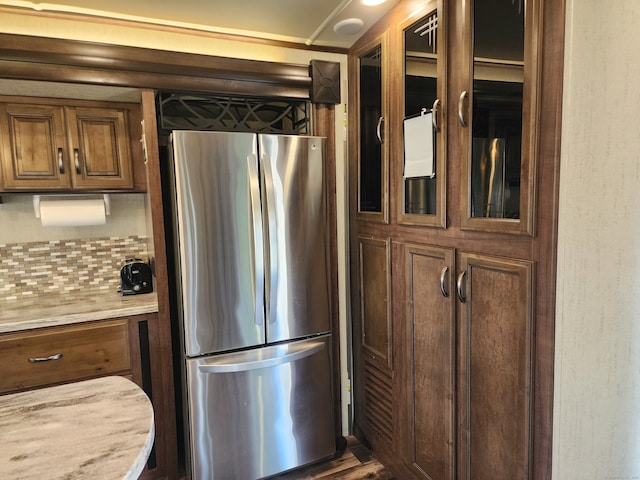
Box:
554;0;640;477
0;194;148;244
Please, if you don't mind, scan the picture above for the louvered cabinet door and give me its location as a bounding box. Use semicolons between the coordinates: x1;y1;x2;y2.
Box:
356;236;394;448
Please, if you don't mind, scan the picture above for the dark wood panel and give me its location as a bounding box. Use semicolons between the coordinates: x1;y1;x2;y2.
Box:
530;0;566;477
457;253;533;480
312;103;342;441
405;243;455;480
0;32;313;98
140;90;179;480
358;236;392;366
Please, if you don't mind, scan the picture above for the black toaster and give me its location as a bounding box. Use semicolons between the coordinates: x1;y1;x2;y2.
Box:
119;258;153;296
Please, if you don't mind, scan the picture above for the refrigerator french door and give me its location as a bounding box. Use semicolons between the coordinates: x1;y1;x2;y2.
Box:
168;131;335;480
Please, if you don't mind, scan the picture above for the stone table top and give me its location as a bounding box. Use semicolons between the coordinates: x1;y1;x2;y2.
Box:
0;290;158;334
0;376;154;480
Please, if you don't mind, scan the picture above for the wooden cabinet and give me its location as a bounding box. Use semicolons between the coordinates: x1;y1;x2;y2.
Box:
401;243;455;480
348;0;563;479
354;236;394;447
456;253;533;480
0;103;69;190
454;0;539;235
0;319;131;394
353;34;389;223
64;106;133;190
0;97;143;192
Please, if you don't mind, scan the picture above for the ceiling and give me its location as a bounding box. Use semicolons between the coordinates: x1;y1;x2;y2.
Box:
1;0;400;48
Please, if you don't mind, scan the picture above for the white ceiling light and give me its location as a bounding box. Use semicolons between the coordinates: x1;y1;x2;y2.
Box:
362;0;387;6
333;18;365;35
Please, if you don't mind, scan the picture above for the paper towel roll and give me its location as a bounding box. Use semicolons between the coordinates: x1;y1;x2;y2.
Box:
39;198;107;227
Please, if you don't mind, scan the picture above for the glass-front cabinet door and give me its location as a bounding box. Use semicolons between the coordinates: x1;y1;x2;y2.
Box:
399;2;446;228
458;0;539;235
356;35;389;223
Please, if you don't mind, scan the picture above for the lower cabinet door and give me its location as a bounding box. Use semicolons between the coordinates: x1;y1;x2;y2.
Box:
403;243;455;480
457;253;534;480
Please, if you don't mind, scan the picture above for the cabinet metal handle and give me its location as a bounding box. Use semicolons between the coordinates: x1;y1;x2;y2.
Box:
28;353;63;363
376;116;385;144
432;98;441;132
74;149;81;174
57;148;64;174
458;91;469;128
456;270;467;303
440;266;449;297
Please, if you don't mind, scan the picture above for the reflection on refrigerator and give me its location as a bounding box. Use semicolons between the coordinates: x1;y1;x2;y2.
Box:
166;131;335;479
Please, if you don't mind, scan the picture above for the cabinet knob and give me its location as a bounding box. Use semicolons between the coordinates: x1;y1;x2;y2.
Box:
458;91;469;128
456;270;467;303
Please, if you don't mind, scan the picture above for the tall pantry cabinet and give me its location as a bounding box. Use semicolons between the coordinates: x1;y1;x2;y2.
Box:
348;1;564;479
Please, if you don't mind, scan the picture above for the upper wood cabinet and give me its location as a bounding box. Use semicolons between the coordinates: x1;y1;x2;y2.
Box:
0;103;70;190
65;106;133;190
456;0;539;235
398;1;447;228
0;98;143;193
352;34;389;224
390;0;539;234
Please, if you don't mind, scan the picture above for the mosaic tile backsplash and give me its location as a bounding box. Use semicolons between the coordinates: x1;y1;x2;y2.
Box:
0;236;149;301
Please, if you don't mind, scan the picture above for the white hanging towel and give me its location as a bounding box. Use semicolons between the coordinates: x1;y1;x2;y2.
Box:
403;111;435;179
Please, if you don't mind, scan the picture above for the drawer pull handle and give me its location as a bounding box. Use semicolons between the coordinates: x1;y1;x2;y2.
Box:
28;353;63;363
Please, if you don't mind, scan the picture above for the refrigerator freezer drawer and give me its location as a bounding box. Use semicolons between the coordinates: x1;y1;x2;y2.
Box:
185;335;335;480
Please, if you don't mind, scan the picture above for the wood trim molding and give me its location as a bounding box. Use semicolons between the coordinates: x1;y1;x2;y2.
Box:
0;33;313;98
140;90;179;480
312;103;342;440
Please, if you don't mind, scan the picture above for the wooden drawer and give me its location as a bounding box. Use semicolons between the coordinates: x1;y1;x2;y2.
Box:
0;320;131;394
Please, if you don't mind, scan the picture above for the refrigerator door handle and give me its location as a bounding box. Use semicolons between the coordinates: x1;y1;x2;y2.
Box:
247;153;265;327
197;340;325;374
261;152;278;325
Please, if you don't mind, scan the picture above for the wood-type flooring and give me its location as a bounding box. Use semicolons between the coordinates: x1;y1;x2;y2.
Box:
272;436;395;480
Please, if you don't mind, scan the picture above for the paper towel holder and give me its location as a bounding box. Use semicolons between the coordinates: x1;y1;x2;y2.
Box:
33;194;111;219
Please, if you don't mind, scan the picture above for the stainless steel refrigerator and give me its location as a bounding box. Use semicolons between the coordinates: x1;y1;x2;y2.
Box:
167;130;335;479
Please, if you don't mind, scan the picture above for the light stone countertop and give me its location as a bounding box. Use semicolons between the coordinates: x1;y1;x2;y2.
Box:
0;290;158;334
0;375;154;480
